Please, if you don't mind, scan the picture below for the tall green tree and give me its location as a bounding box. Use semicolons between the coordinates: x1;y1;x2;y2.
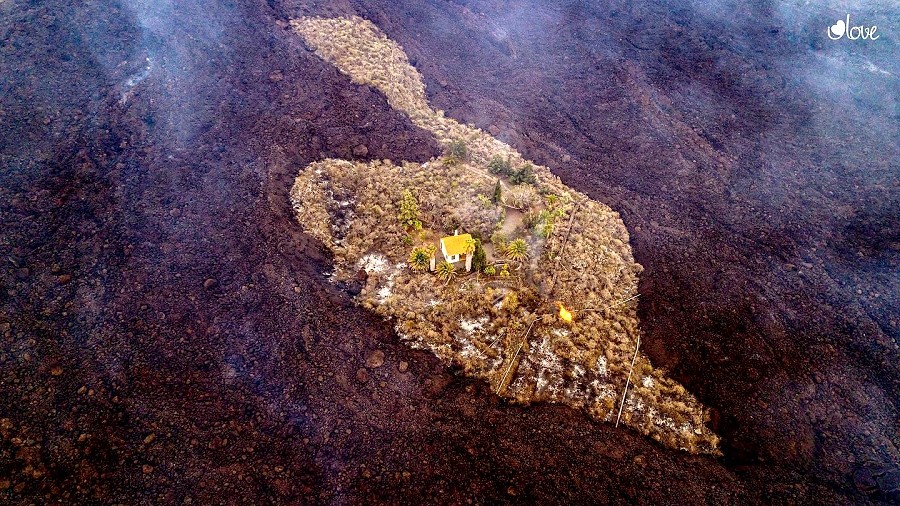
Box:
492;179;503;204
471;239;487;272
398;189;422;230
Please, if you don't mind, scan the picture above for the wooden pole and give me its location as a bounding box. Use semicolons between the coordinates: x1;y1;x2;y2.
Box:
615;335;641;428
575;293;640;314
496;315;543;395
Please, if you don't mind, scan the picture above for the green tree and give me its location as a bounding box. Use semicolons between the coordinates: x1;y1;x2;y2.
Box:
470;239;487;273
398;189;422;230
505;238;529;262
492;179;503;204
447;139;468;162
487;155;512;176
436;260;456;283
408;245;435;272
510;163;537;185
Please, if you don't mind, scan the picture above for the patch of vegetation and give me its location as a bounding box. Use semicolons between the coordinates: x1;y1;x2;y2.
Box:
436;260;456;283
488;155;513;176
505;238;529;263
408;245;435;271
510;163;537;185
446;139;468;163
291;15;721;455
503;185;540;210
398;189;422;230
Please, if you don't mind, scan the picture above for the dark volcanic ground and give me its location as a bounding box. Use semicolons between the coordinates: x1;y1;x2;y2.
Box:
1;0;897;503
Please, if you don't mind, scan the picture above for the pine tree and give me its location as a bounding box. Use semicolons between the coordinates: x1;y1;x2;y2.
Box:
492;179;502;204
471;239;487;272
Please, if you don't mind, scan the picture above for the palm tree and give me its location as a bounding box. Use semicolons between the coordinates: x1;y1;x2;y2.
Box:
408;245;434;272
505;238;528;263
435;260;456;283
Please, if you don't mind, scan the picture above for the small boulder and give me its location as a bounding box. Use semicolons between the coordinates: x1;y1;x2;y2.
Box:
365;350;385;368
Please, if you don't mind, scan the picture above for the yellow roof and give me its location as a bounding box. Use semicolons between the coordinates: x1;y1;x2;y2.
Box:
441;233;473;256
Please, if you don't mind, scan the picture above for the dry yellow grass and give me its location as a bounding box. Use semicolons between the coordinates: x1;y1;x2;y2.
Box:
289;16;720;454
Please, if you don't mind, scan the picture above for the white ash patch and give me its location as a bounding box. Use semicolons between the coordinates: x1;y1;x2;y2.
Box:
572;363;586;378
595;356;607;376
530;336;565;397
358;253;389;274
592;382;616;402
646;407;672;430
459;316;488;335
458;341;482;360
550;327;571;338
375;264;404;303
625;394;645;414
642;376;655;388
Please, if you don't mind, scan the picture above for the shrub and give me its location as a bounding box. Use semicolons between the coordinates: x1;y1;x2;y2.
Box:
522;211;541;230
536;207;564;238
503;185;539;210
499;264;511;278
487;155;512;176
510;163;537;185
501;291;519;310
483;265;496;276
446;139;468;162
490;231;509;250
443;215;462;235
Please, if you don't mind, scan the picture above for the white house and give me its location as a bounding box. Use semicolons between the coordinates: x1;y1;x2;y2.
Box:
439;230;474;272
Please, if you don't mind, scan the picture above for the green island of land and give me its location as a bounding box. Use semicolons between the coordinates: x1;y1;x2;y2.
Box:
290;16;719;454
